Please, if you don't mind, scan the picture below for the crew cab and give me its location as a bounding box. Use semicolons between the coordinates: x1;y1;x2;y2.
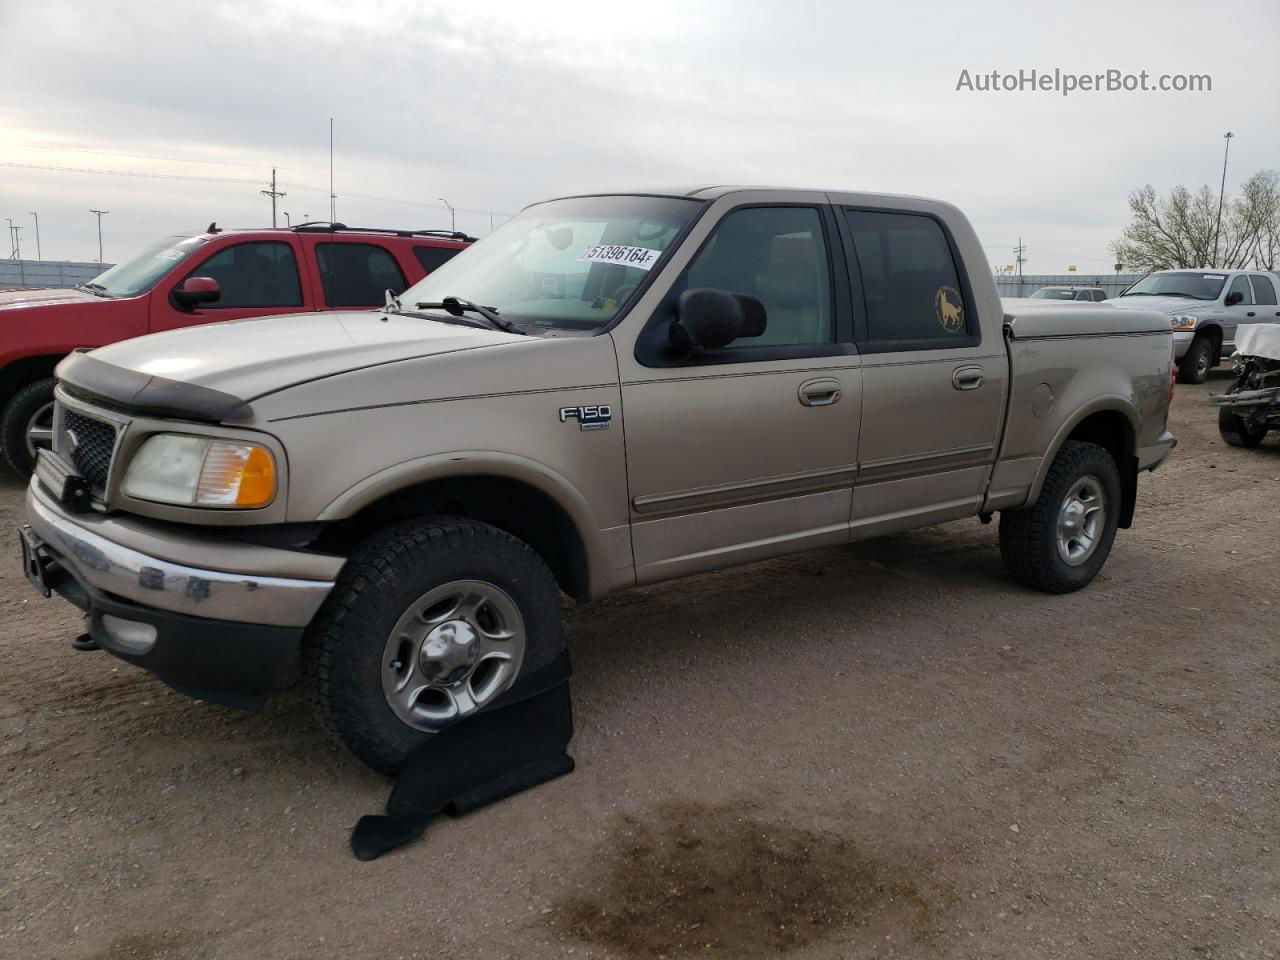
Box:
0;223;472;474
19;187;1176;773
1107;268;1280;384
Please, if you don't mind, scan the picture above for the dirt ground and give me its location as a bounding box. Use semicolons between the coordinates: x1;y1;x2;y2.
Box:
1;373;1276;960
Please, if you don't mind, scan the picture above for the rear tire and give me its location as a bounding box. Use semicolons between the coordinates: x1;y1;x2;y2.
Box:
304;517;565;775
1218;406;1268;448
1176;336;1214;384
1;378;57;477
999;441;1121;594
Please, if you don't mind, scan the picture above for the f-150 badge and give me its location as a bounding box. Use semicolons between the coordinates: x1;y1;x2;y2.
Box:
935;286;964;333
559;404;612;431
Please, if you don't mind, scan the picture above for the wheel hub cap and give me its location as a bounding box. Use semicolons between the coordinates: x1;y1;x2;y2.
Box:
1056;476;1106;566
419;619;480;685
381;580;526;732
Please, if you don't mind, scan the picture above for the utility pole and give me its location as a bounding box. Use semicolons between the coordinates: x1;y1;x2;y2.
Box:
29;212;40;260
9;226;20;261
261;168;286;228
329;117;336;222
1212;131;1234;268
4;218;13;259
89;209;108;262
439;197;456;233
1013;237;1028;278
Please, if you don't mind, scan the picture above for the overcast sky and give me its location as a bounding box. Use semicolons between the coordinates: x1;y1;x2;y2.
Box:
1;0;1277;273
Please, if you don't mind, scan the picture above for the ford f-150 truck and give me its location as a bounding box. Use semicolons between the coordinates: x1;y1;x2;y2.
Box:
0;223;472;476
1108;268;1280;384
19;187;1177;772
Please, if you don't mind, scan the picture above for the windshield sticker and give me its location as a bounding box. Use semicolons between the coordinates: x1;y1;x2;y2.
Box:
577;245;661;271
1203;275;1225;280
155;250;186;261
935;286;965;333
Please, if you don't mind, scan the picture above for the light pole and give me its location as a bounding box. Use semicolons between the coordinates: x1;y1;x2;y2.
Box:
439;197;455;233
29;212;40;260
89;209;109;262
1213;131;1234;267
283;212;291;227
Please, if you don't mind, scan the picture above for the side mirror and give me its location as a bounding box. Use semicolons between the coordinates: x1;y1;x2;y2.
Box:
1224;291;1243;306
173;276;221;311
671;288;767;349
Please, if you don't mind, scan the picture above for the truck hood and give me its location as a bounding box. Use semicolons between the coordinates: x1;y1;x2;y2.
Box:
0;287;102;310
76;311;523;411
1107;295;1212;315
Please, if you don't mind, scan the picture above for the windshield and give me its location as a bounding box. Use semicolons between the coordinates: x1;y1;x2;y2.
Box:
1029;288;1078;299
399;195;702;332
88;235;208;298
1120;271;1227;301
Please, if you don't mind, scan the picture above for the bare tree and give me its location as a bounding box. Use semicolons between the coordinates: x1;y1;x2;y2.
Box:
1110;170;1280;272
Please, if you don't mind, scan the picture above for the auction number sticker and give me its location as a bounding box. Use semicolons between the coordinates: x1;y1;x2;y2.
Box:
578;245;661;271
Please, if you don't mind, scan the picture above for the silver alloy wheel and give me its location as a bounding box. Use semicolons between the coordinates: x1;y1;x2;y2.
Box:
25;401;54;459
1056;475;1106;566
381;579;526;732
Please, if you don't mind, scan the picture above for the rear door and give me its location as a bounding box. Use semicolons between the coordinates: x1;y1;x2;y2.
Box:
1249;274;1280;325
150;237;311;332
837;206;1006;537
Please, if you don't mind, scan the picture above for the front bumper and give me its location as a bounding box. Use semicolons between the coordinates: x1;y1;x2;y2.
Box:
1172;331;1195;358
22;479;342;707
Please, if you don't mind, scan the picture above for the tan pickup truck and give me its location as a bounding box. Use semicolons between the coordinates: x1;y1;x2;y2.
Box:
19;187;1176;771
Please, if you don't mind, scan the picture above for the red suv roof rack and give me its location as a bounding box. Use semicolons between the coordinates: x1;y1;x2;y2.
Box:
291;222;477;242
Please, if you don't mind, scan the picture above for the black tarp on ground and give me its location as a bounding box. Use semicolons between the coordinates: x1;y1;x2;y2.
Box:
351;653;574;861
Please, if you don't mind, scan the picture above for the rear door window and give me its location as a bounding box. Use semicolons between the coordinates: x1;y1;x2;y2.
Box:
315;242;408;307
184;241;302;308
413;245;462;274
1249;275;1278;305
843;209;974;348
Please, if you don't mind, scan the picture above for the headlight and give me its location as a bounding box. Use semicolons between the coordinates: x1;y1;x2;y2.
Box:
1169;315;1199;330
123;434;276;508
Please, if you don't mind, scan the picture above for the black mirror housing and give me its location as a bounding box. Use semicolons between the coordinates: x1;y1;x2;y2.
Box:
1224;291;1243;306
671;288;767;349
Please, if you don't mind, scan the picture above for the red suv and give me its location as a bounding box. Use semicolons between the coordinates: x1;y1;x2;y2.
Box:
0;223;472;474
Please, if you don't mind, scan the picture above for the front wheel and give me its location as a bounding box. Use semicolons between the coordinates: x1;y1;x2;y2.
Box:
304;518;566;774
998;441;1121;594
1176;336;1214;384
1;378;57;476
1218;405;1268;448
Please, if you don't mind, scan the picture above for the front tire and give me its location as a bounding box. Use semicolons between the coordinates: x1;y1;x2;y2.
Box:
1176;336;1214;384
304;518;565;775
999;441;1121;594
1218;406;1268;448
1;378;57;476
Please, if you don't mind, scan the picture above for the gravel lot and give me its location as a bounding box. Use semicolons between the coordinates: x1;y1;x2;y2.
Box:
1;374;1277;960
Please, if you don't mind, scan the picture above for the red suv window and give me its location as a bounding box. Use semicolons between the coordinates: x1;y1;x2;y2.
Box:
315;242;408;307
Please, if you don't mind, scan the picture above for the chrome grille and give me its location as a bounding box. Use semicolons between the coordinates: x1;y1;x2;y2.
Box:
61;409;117;489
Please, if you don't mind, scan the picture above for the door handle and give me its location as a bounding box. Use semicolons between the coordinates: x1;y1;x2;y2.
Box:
1246;311;1256;317
798;377;842;407
952;365;985;391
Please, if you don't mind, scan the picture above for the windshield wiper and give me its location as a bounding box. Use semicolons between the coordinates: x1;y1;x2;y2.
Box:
77;282;113;298
416;296;528;335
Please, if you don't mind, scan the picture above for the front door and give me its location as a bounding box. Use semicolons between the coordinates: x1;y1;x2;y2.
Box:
836;207;1006;537
618;201;863;584
150;238;312;332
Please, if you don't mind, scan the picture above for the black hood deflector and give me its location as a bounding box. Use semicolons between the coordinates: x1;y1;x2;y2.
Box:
56;350;254;423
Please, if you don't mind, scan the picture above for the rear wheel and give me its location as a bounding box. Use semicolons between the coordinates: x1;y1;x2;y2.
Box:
999;441;1121;594
304;517;565;774
1176;336;1214;384
1218;406;1268;448
1;378;57;476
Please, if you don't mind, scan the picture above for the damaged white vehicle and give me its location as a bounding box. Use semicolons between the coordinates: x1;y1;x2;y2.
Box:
1211;324;1280;448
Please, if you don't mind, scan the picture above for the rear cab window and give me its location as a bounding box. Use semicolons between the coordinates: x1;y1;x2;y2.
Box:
315;242;408;307
1249;275;1278;305
841;209;978;351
